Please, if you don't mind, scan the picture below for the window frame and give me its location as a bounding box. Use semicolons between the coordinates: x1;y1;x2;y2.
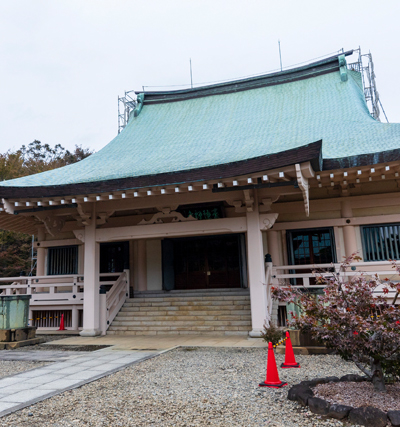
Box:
286;227;337;266
361;223;400;262
47;245;79;276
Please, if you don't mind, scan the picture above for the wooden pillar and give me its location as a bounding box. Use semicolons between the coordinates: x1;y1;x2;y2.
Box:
343;225;358;257
137;239;147;292
129;240;135;293
80;203;101;337
71;305;79;331
246;193;267;337
341;201;358;257
132;240;139;291
36;226;46;276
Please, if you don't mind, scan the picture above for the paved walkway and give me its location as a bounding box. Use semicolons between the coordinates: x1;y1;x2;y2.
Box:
0;348;157;417
0;350;93;362
47;334;268;350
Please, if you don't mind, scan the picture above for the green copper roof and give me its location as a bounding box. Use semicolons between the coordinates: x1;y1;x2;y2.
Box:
2;54;400;189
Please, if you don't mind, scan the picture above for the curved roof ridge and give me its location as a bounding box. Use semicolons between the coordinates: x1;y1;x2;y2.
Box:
139;50;354;104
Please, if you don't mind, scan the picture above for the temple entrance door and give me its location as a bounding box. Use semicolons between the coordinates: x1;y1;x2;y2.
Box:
172;234;243;290
100;241;129;274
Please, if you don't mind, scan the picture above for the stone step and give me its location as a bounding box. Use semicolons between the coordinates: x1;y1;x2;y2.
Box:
107;330;249;336
111;319;251;326
132;289;250;299
124;301;250;310
120;304;250;312
114;314;251;322
115;311;251;318
107;289;252;337
108;325;250;332
125;296;250;304
118;310;251;317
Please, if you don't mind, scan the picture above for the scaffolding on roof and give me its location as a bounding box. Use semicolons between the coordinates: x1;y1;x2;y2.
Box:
118;91;137;134
347;48;387;122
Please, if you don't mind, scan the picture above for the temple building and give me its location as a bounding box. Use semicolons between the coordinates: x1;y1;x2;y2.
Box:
0;50;399;337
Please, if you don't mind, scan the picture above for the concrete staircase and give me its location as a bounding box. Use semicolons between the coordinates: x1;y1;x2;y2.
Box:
107;288;251;336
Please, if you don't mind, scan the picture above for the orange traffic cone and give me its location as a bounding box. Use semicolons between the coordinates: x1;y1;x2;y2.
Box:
259;342;287;388
281;331;300;368
58;313;65;331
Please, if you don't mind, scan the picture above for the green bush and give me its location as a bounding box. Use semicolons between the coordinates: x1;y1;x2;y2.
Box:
260;321;284;345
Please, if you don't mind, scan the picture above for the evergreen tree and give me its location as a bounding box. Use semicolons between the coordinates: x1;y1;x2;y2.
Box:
0;141;93;277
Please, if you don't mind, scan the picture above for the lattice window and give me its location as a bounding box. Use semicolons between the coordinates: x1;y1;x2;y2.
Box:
277;306;287;327
362;224;400;261
47;246;78;275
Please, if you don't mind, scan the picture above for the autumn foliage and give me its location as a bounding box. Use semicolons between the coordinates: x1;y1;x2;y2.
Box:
271;255;400;392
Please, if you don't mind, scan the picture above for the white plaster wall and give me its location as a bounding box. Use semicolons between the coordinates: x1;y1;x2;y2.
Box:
334;226;344;262
146;239;163;291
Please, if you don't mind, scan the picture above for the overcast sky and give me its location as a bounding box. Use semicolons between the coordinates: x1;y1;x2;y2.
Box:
0;0;399;154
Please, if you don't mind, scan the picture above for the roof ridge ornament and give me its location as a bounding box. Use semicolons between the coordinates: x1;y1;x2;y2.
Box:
133;93;144;117
338;54;348;82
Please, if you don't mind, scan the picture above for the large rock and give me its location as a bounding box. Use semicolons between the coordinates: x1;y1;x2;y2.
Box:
287;385;313;406
308;397;330;415
339;374;366;382
348;406;388;427
300;380;318;387
327;403;353;420
322;376;340;383
388;410;400;427
300;376;339;387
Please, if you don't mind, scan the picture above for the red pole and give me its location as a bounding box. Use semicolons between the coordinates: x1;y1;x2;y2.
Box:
58;313;65;331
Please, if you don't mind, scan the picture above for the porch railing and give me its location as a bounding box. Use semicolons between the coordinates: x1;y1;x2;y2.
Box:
100;270;130;334
0;275;84;304
268;261;399;298
0;270;130;333
265;260;399;325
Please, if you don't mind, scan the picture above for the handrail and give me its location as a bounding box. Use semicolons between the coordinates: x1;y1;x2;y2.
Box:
0;274;84;303
0;274;83;282
104;270;129;332
274;263;337;270
269;261;399;293
274;261;394;270
100;272;124;277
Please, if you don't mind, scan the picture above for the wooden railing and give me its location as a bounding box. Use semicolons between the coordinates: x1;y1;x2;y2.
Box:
0;275;84;305
265;261;399;325
0;271;130;333
269;261;399;298
106;270;129;328
100;270;130;334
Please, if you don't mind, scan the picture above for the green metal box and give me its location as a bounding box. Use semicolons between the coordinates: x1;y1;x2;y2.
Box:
0;295;31;330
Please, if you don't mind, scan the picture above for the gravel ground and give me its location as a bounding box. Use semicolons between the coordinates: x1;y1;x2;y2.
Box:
314;381;400;412
0;360;49;379
0;347;362;427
